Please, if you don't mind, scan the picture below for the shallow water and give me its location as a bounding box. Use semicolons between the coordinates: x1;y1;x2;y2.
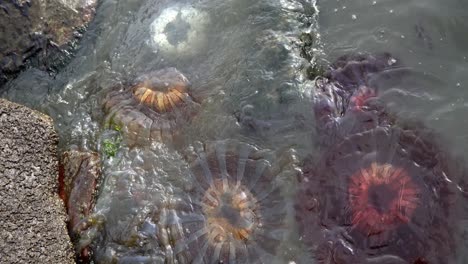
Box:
1;0;468;263
3;0;318;262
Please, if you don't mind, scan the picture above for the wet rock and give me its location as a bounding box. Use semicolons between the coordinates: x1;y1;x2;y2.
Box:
0;0;97;87
0;98;75;263
59;148;101;262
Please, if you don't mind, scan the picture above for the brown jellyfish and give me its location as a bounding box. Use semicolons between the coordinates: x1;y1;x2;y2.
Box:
103;67;200;146
157;140;294;263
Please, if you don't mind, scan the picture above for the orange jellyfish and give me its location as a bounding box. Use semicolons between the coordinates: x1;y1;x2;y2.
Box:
103;67;199;146
157;140;295;263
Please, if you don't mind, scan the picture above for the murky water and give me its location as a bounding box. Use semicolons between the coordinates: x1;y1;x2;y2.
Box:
1;0;468;263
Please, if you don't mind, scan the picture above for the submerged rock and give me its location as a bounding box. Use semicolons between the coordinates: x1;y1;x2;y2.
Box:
0;98;75;263
59;148;102;262
0;0;97;87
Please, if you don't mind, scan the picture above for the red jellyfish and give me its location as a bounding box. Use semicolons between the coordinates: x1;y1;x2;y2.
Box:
348;162;420;235
296;53;466;264
297;124;465;264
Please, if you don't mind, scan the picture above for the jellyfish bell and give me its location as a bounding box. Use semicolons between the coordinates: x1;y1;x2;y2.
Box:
157;140;296;263
132;67;194;114
348;162;420;236
313;53;400;128
296;124;462;263
312;54;403;148
149;5;210;57
103;67;200;147
201;179;259;242
349;85;377;111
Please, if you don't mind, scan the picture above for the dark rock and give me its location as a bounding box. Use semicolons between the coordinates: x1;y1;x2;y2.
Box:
59;148;101;262
0;98;75;263
0;0;97;87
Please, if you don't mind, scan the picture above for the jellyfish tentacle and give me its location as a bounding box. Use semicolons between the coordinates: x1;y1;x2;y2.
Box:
245;160;268;192
215;141;231;191
196;152;215;186
236;145;252;186
174;227;209;254
193;239;210;264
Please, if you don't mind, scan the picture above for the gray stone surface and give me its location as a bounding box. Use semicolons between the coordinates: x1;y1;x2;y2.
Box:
0;98;75;263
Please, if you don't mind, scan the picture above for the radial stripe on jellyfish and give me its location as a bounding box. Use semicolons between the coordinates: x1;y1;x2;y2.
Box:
296;126;461;263
159;140;290;263
348;162;420;235
103;68;199;146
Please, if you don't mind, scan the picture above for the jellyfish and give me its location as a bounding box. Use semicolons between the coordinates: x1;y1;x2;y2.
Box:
311;52;409;148
103;67;200;146
149;5;210;56
157;140;294;263
296;53;466;263
348;162;420;235
296;124;465;263
313;53;400;130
